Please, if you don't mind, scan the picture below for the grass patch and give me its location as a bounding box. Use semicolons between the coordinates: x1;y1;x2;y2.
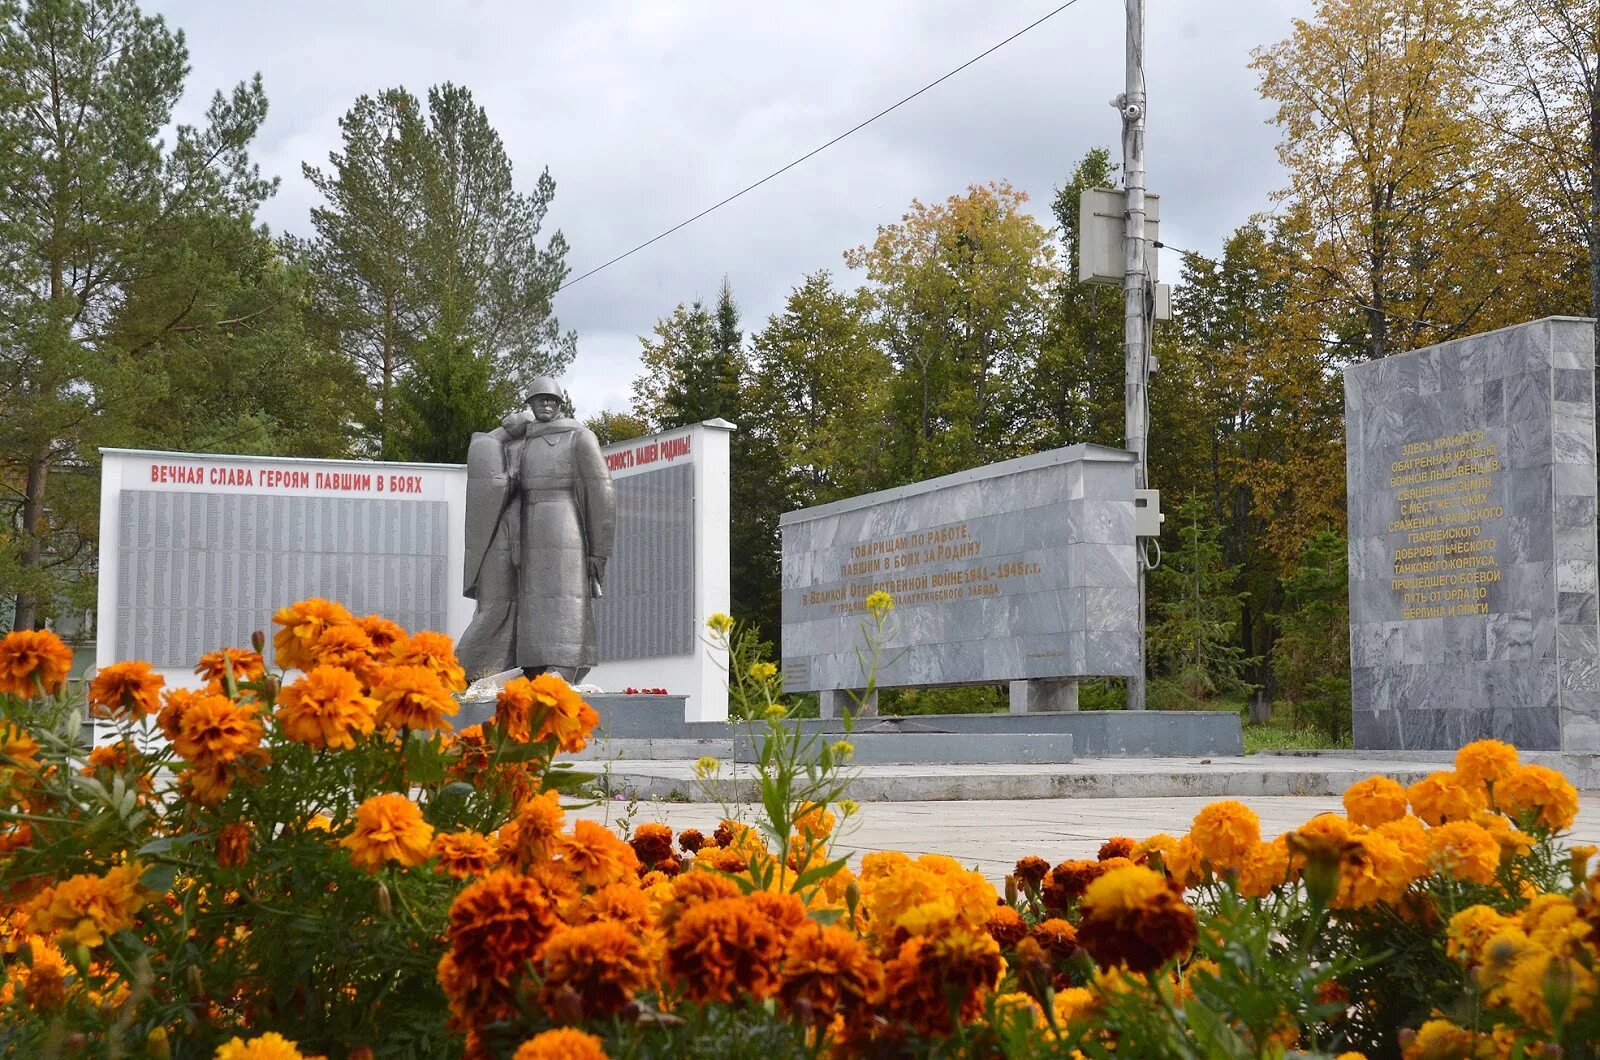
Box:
1242;722;1353;754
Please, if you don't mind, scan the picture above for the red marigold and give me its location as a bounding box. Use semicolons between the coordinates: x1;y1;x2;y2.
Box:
1077;864;1197;973
0;629;74;698
1013;855;1050;889
630;822;675;866
272;597;355;671
879;929;1002;1036
677;828;708;853
276;665;377;750
371;664;458;733
87;661;164;720
448;870;562;982
985;905;1028;947
389;630;467;692
665;895;786;1003
778;921;882;1027
539;920;653;1019
1042;859;1103;914
216;823;252;868
1099;836;1137;861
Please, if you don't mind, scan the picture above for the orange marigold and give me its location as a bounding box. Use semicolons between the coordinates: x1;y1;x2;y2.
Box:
512;1028;608;1060
216;823;252;868
498;790;566;870
432;830;499;879
447;870;562;982
496;673;599;752
1426;820;1501;885
1077;864;1197;973
195;646;266;688
1455;739;1519;790
1407;771;1487;826
1042;859;1103;913
539;920;652;1019
557;819;642;891
276;665;377;750
577;882;655;934
1190;800;1261;868
985;905;1028;947
778;921;882;1027
1030;917;1079;964
665;895;786;1003
1342;775;1409;828
0;629;74;698
1493;764;1579;832
371;664;458;733
1239;836;1292;899
170;695;267;771
0;721;39;765
30;863;148;947
879;929;1002;1036
1399;1019;1479;1060
341;793;434;872
1013;855;1050;888
307;623;379;681
357;613;406;651
389;630;466;692
87;661;163;720
629;822;675;866
272;597;355;671
1099;836;1137;861
11;933;69;1011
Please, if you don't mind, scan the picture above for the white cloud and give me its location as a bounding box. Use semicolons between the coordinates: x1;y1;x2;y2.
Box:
153;0;1307;415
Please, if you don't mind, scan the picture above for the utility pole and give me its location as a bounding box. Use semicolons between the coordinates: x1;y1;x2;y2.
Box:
1119;0;1149;711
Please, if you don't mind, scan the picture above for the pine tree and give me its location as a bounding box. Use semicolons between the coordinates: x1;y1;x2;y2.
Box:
1147;494;1257;707
1271;531;1353;740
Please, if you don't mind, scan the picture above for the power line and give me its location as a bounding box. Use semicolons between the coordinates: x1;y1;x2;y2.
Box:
557;0;1090;293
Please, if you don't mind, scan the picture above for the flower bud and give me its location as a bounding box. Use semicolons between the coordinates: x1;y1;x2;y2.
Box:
1005;875;1018;906
145;1028;171;1060
375;881;393;916
251;630;266;654
187;965;204;997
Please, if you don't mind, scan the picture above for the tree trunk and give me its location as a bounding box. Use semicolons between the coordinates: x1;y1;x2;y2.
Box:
1589;76;1599;364
382;292;396;458
11;450;51;630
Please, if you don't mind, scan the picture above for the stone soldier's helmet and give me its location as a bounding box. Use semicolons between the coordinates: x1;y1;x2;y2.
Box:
526;375;564;403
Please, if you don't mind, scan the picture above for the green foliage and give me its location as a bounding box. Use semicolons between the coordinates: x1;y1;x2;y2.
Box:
878;685;1006;716
1148;494;1258;708
1272;530;1353;741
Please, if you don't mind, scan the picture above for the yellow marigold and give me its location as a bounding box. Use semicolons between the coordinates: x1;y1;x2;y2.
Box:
276;665;377;750
1399;1019;1480;1060
1470;810;1535;860
498;790;565;870
170;695;267;770
0;722;39;764
1426;820;1501;885
371;664;458;733
431;830;498;879
213;1032;307;1060
388;630;466;692
0;629;74;697
30;863;148;947
1521;893;1591;954
1447;904;1518;965
11;933;69;1011
993;990;1046;1028
1238;836;1291;899
1493;764;1579;832
1166;834;1206;887
859;854;997;944
556;819;642;890
666;895;786;1003
540;920;652;1019
87;660;164;720
1454;739;1519;790
1407;771;1486;826
1077;864;1197;972
194;647;266;688
447;870;562;981
1190;800;1261;868
1051;985;1099;1028
1330;830;1416;909
272;597;355;670
793;802;836;843
307;622;379;681
356;613;406;651
513;1028;607;1060
341;793;434;872
216;823;252;868
1503;949;1595;1031
1342;775;1409;827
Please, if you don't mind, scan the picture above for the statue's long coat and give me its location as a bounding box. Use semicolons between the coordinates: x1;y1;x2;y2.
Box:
457;413;615;680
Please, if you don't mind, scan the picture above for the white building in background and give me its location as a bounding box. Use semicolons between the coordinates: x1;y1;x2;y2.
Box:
95;420;732;722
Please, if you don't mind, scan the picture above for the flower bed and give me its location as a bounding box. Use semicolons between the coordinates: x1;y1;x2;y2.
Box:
0;601;1596;1058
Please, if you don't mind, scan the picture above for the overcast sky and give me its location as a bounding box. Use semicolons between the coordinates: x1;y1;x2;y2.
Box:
150;0;1306;416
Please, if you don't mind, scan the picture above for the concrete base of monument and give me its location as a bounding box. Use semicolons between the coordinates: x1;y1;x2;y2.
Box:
571;731;1077;766
454;693;690;733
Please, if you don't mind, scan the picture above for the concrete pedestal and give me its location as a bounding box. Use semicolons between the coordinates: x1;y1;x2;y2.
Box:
1010;678;1079;713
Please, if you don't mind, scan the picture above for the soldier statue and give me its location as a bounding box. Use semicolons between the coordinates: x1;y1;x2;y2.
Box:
457;377;616;683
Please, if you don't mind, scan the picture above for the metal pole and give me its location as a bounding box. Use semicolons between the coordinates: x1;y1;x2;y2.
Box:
1120;0;1148;711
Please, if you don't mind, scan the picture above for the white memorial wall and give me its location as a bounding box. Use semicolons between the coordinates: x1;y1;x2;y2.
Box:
95;421;731;721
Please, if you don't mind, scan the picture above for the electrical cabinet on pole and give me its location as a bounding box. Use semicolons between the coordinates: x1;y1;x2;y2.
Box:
1119;0;1149;711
